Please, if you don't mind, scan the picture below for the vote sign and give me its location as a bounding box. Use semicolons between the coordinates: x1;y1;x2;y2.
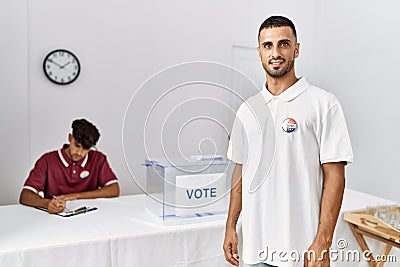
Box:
175;172;227;216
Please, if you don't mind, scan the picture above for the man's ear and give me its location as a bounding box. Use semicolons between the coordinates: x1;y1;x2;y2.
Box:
68;133;73;142
295;43;300;58
257;46;261;59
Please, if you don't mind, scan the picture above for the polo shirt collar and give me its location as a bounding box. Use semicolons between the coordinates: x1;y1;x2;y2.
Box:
261;77;309;104
58;144;89;168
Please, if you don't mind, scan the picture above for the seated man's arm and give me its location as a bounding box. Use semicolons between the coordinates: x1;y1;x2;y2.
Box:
58;182;120;201
19;189;66;214
58;152;121;201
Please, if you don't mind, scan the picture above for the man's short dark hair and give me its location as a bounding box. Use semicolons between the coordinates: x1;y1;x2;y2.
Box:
72;119;100;149
258;15;297;41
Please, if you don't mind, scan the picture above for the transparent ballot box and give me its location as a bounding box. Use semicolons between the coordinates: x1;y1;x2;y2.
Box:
144;156;234;224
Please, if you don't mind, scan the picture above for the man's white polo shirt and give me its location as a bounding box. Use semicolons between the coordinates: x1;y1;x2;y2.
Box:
227;77;354;266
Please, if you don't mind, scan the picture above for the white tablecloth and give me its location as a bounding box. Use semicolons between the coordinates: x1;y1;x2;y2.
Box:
0;189;398;267
0;195;231;267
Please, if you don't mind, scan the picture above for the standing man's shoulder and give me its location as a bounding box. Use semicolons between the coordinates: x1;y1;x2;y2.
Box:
304;82;342;107
306;82;339;101
236;91;265;114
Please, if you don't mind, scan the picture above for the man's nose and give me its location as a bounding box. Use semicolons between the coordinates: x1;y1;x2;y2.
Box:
271;46;280;59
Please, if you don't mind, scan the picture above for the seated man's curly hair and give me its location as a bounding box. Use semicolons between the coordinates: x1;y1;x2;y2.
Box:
72;119;100;150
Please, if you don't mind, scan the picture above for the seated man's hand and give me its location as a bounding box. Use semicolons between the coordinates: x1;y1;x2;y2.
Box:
47;198;66;214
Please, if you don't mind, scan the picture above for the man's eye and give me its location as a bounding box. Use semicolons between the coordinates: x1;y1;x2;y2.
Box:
281;42;289;47
264;43;272;48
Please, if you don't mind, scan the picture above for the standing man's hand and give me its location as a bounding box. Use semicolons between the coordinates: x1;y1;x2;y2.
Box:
223;228;239;266
223;164;242;266
304;239;331;267
47;198;66;214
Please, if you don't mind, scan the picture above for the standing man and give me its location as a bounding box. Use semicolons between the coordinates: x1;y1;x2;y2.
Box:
223;16;353;267
20;118;120;214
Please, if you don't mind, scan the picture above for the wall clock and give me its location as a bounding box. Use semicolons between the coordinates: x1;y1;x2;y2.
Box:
43;49;81;85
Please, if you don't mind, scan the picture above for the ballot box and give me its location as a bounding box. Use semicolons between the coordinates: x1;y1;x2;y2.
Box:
144;156;234;224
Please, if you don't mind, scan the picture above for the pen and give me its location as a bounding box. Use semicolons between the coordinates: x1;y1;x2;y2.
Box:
49;193;58;201
74;207;87;214
49;193;61;203
49;193;69;211
67;206;98;216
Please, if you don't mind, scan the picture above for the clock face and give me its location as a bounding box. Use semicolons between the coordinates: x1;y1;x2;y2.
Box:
43;49;81;85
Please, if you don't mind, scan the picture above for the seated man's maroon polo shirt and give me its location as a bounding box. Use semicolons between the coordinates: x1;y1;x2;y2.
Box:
23;144;118;198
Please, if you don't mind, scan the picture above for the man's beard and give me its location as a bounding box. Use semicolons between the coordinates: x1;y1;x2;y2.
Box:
262;57;295;78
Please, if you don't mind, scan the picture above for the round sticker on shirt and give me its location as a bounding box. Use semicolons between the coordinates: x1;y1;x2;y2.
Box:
80;170;90;179
282;118;297;133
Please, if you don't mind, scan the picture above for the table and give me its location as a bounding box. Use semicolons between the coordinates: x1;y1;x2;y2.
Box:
333;190;400;267
343;207;400;266
0;189;398;267
0;194;232;267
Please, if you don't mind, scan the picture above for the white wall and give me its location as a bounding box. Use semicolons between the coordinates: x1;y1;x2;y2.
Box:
0;0;30;205
1;0;399;205
313;1;400;202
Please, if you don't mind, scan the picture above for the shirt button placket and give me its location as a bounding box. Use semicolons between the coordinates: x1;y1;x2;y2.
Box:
72;163;78;176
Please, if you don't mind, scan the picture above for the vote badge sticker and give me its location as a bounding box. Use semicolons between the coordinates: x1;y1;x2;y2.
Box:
282;118;297;133
80;170;90;179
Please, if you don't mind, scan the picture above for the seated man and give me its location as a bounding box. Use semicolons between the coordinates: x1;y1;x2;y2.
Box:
20;118;120;213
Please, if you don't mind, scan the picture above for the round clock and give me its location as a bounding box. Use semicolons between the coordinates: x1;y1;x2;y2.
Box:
43;49;81;85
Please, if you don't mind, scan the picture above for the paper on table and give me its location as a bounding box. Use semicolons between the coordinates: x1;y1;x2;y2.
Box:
35;204;98;217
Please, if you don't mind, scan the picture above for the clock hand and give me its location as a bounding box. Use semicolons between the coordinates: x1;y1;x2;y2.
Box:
60;62;71;69
48;59;63;68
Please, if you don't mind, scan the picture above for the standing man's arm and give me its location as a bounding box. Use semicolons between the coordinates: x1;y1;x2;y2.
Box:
305;162;346;267
223;163;243;266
